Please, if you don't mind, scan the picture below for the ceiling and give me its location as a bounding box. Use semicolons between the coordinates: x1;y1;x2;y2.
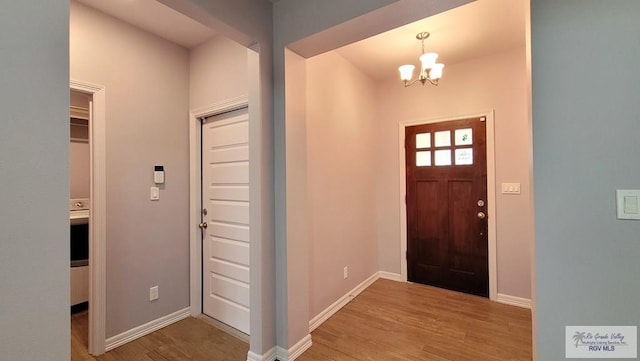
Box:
336;0;527;81
74;0;526;79
76;0;215;48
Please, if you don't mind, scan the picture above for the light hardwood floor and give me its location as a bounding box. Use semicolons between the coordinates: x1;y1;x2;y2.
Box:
72;279;531;361
71;313;248;361
298;279;531;361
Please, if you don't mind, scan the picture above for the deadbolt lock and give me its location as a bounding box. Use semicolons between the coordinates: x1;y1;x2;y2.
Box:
477;200;485;207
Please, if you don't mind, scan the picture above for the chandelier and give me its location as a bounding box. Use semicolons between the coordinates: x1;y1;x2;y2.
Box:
398;32;444;87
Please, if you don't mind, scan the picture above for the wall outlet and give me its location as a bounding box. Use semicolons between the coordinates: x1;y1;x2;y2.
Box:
343;266;348;280
149;286;159;301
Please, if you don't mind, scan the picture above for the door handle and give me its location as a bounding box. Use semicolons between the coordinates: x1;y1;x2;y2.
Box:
198;222;208;229
477;211;486;219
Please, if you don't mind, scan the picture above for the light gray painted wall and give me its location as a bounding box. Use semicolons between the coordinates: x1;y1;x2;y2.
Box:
283;48;311;346
0;1;70;360
189;35;248;109
70;1;191;337
531;0;640;358
306;51;379;318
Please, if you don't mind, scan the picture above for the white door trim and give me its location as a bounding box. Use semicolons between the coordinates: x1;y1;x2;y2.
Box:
398;110;498;300
188;95;249;318
70;80;107;355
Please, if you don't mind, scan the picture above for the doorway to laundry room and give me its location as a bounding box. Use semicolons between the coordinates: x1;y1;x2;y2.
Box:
69;89;92;356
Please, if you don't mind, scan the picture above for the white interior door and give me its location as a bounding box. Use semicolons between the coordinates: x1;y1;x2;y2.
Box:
201;107;250;334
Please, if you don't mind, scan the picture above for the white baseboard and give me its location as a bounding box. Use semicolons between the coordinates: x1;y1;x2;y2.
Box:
309;272;380;332
105;307;190;351
276;334;312;361
247;347;276;361
496;293;531;309
378;271;403;282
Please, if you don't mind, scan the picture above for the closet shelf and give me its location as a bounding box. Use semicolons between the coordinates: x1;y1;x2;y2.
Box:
70;105;89;120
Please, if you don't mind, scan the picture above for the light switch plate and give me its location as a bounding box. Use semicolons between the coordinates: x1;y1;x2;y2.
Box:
616;189;640;220
501;182;521;195
150;187;160;201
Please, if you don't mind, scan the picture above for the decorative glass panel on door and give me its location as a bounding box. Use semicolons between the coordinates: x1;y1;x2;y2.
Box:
455;148;473;165
416;151;431;166
434;149;451;166
416;133;431;149
455;128;473;146
434;131;451;147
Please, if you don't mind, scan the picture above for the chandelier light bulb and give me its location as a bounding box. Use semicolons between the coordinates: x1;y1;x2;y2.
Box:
398;64;415;81
419;52;438;70
430;63;445;80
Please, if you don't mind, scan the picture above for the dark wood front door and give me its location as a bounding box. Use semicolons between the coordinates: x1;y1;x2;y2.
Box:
405;117;488;297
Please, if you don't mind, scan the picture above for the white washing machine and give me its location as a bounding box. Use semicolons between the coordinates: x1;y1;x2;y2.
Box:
70;198;89;308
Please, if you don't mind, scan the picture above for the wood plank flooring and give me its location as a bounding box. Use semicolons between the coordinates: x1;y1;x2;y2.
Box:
71;313;248;361
298;279;531;361
72;279;531;361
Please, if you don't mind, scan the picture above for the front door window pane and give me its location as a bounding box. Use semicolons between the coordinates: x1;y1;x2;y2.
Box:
434;131;451;147
416;151;431;166
434;149;451;166
455;148;473;165
416;133;431;149
455;128;473;146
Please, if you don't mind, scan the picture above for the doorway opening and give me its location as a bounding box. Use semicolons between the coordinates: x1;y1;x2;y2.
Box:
70;81;107;356
70;89;91;353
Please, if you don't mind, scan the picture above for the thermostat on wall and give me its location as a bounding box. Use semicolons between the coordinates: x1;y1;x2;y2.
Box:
154;165;165;184
617;189;640;220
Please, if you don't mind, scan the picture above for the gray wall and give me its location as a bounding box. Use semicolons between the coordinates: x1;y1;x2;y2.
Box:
283;48;312;347
0;1;70;360
306;51;379;318
70;1;191;337
189;35;248;109
531;0;640;358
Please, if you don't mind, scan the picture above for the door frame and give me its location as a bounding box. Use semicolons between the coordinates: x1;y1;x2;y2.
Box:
398;110;498;300
188;95;249;317
70;80;107;354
